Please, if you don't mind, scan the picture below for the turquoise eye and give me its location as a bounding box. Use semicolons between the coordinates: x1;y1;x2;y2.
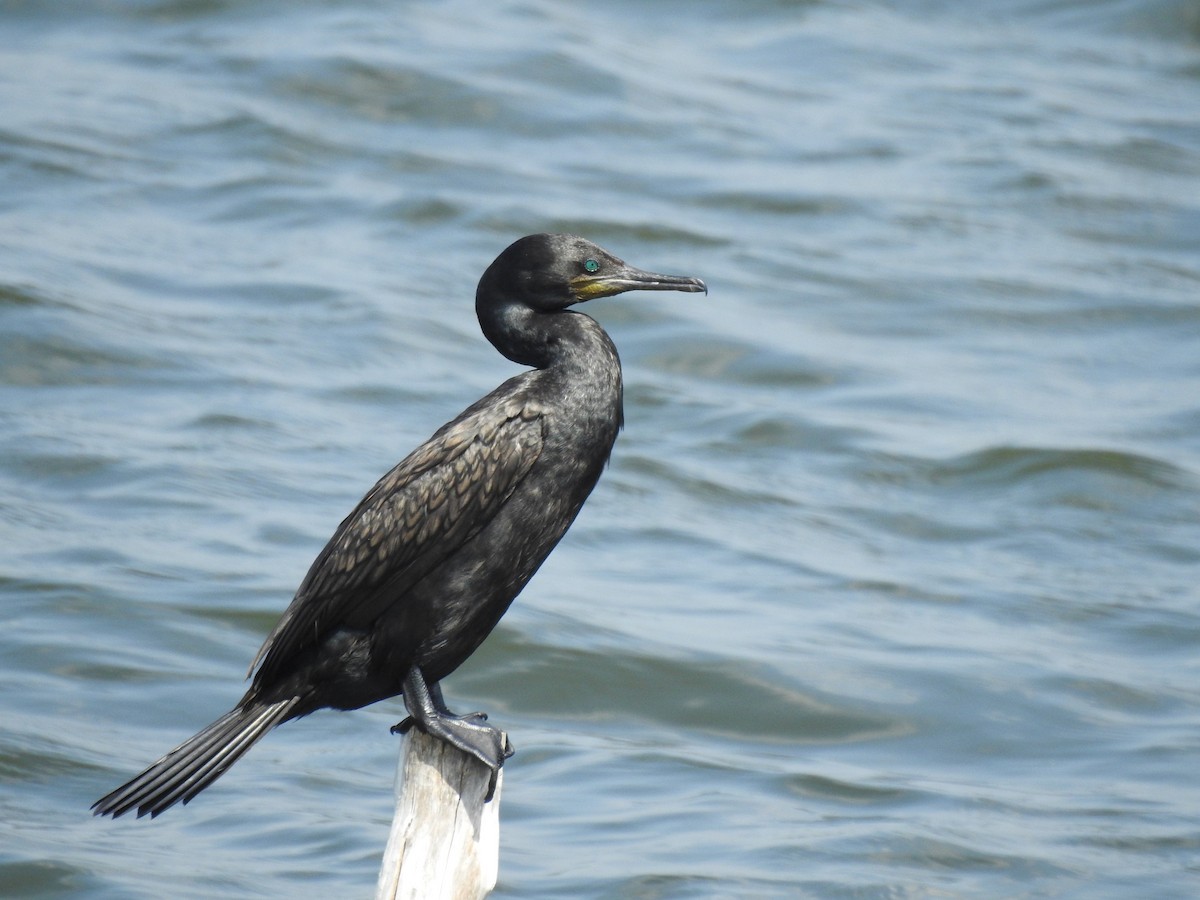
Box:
584;258;600;273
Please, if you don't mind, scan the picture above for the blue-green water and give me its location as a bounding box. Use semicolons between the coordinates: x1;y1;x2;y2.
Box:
3;1;1199;896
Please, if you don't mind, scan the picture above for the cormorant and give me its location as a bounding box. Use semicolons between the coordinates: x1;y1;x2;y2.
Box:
93;233;706;818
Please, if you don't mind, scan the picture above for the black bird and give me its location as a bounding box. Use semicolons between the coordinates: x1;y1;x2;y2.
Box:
93;233;706;818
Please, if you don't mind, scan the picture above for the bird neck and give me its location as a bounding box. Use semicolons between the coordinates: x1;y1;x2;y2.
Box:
478;301;617;374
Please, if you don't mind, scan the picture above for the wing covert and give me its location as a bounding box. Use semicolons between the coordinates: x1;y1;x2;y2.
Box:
248;395;545;684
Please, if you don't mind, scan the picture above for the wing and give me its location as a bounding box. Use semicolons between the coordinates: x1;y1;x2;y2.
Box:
248;389;545;687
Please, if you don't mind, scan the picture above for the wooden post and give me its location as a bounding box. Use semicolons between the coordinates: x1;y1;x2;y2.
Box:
374;728;502;900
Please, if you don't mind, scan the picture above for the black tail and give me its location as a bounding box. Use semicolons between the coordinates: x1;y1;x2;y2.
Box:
93;697;299;818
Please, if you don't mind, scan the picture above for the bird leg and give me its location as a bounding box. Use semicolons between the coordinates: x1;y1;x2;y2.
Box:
391;680;487;731
391;665;513;800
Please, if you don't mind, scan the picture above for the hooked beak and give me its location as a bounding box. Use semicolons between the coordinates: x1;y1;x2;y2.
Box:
570;263;707;303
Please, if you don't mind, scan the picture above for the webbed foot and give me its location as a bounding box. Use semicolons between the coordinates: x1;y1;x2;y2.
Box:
393;666;514;800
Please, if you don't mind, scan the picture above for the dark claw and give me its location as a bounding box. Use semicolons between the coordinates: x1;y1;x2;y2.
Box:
482;735;514;801
390;716;416;735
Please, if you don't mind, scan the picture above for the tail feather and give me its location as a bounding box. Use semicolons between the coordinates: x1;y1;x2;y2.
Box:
93;697;299;818
133;704;283;815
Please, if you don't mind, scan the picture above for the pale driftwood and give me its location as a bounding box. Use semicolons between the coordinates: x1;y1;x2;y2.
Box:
374;728;503;900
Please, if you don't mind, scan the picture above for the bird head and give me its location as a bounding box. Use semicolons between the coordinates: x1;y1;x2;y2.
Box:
477;234;707;313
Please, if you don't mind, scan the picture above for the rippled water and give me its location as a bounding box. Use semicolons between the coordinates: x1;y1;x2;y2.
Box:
3;0;1199;897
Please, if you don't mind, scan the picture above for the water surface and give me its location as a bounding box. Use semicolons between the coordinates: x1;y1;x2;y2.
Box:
2;0;1199;896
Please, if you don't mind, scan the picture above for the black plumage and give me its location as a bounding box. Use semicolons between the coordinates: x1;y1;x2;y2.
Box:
93;233;706;818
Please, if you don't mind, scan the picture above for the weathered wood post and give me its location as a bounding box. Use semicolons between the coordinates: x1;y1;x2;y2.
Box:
374;728;503;900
